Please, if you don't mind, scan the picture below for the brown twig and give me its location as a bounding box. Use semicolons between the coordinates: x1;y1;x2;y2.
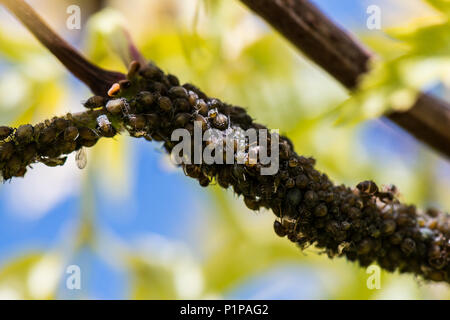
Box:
240;0;450;158
0;0;125;96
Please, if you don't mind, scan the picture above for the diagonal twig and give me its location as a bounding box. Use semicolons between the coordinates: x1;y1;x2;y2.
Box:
240;0;450;158
0;0;125;96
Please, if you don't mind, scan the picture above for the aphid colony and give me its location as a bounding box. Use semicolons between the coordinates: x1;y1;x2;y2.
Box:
0;61;448;283
0;114;101;178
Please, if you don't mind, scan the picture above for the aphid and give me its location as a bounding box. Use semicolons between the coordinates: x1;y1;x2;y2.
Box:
426;208;440;218
314;203;328;217
325;220;340;237
60;141;77;154
41;156;67;167
105;99;123;115
377;184;400;203
7;155;21;175
428;247;446;270
183;164;201;179
287;188;302;207
215;172;229;189
83;96;105;109
15;124;34;143
183;83;207;100
39;127;57;144
75;148;87;169
400;238;416;256
232;164;246;181
118;80;131;90
167;74;180;86
78;127;98;140
23;143;37;163
288;158;299;168
368;225;381;238
285;178;295;188
146;113;160;128
273;220;287;237
174;98;191;112
356;180;378;195
81;138;98;148
150;81;168;95
14;167;27;178
244;196;260;211
158;96;173;112
174;113;191;128
140;63;164;80
208;108;218;119
137;91;155;109
212;113;229;130
208;99;222;109
108;83;121;97
194;115;208;131
0;142;14;162
348;207;361;219
64;126;79;141
169;86;188;99
96;114;115;137
304;190;318;205
188;91;198;106
419;227;434;240
53;118;69;131
341;221;351;231
357;239;372;255
195;99;209;116
295;174;309;189
127;60;141;79
381;219;396;235
198;175;210;187
128;114;147;131
390;232;403;245
0;126;13;140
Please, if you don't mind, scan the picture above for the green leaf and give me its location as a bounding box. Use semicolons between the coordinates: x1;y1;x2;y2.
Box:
425;0;450;16
0;253;63;299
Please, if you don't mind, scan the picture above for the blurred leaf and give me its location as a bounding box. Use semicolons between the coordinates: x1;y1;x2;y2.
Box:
128;255;178;300
0;30;42;62
0;253;62;300
83;8;127;72
425;0;450;15
203;236;305;294
336;0;450;123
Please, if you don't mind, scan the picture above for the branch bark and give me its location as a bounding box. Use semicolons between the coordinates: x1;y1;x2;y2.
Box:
240;0;450;158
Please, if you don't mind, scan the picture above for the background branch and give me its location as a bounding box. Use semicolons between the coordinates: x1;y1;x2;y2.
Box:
0;0;125;96
240;0;450;158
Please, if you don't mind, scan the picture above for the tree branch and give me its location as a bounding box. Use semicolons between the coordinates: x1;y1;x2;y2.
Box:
0;0;125;96
0;61;449;283
240;0;450;158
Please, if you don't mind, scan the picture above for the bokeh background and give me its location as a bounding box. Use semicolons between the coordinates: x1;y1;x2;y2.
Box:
0;0;449;299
